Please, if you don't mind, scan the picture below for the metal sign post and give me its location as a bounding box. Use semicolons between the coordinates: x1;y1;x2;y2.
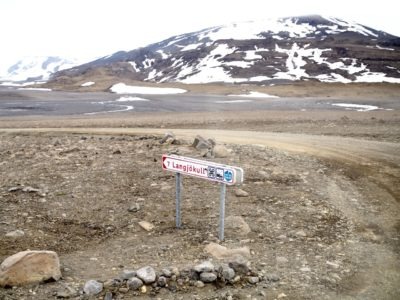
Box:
175;172;182;228
219;183;226;241
162;154;244;241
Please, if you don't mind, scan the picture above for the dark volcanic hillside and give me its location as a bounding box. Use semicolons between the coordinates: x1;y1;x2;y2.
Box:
52;15;400;84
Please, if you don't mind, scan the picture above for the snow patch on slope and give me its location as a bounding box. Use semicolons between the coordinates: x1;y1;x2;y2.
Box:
110;83;186;94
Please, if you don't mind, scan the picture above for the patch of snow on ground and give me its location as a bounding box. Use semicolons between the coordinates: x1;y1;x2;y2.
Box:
376;45;395;51
215;100;253;104
180;44;247;83
85;105;134;115
355;72;400;83
17;87;52;91
110;83;186;94
171;58;184;68
129;62;140;72
181;43;203;51
272;43;372;82
332;103;379;112
115;96;149;102
181;67;246;84
142;58;155;69
224;61;254;68
229;91;279;98
156;50;169;59
146;69;158;81
156;50;170;59
273;35;284;40
201;18;316;41
0;82;25;86
249;76;272;82
166;36;186;47
323;16;378;37
274;43;309;79
316;74;351;83
177;64;195;79
81;81;95;87
244;51;263;60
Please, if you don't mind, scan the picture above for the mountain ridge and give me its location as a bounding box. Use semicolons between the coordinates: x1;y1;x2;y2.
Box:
0;56;90;83
7;15;400;85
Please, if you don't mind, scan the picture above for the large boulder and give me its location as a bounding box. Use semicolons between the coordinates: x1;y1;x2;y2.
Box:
225;216;251;236
211;145;231;158
192;135;213;150
204;242;250;260
0;250;61;287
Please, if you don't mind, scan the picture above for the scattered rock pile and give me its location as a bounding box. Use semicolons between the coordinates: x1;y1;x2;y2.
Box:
82;257;262;297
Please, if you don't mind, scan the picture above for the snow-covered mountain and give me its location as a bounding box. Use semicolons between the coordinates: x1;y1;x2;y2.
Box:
54;15;400;84
0;56;83;83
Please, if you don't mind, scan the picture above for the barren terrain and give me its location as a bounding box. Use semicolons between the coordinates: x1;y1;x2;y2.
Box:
0;85;399;300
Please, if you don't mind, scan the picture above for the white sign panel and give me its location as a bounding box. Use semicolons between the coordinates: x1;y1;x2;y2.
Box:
162;154;243;185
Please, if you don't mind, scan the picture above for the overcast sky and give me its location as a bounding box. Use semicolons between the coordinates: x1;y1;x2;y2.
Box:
1;0;399;67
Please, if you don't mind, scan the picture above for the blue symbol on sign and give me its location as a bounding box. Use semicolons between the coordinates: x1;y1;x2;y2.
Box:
224;170;233;182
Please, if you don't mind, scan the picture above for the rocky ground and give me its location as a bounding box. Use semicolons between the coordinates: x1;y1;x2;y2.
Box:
0;116;399;299
0;85;399;299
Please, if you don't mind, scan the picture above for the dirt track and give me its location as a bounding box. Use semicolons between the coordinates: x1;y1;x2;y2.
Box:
1;125;399;299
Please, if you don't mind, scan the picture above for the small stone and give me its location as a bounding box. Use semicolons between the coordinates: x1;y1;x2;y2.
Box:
118;287;129;293
171;267;180;276
157;276;168;287
235;189;249;197
195;280;205;288
231;275;241;283
8;186;23;192
194;261;215;273
104;291;113;300
83;280;103;296
278;293;287;298
136;266;156;284
120;269;136;280
113;149;122;155
140;285;147;293
200;272;217;283
276;256;288;264
161;268;172;277
295;230;307;238
5;230;25;238
326;261;340;269
22;186;40;193
138;221;154;232
247;276;259;284
228;257;250;275
55;284;76;298
160;132;175;144
266;273;280;282
127;277;143;290
300;267;311;272
219;265;235;281
128;203;141;213
103;278;121;288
